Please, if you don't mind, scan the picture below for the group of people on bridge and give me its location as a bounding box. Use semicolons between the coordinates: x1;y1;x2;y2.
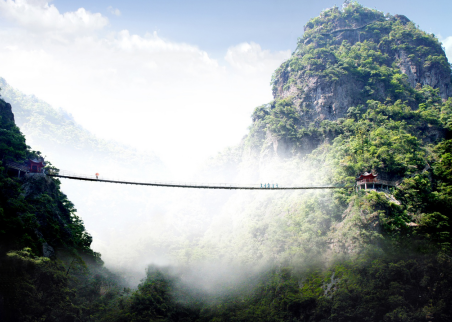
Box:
261;183;278;188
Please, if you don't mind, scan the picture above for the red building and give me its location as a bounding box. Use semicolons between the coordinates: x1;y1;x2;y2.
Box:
27;159;45;173
356;172;396;191
356;172;377;183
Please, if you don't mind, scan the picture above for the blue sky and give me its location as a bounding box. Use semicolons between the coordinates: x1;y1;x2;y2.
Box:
0;0;451;175
53;0;452;58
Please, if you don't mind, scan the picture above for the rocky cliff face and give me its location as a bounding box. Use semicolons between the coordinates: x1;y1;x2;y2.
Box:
273;10;451;122
0;100;14;123
247;4;452;158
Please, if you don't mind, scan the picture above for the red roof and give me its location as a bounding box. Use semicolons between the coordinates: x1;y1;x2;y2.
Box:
6;158;46;173
356;172;377;181
28;159;44;166
27;159;45;173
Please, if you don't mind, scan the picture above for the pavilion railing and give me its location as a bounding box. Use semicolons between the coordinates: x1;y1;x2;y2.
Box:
356;179;396;187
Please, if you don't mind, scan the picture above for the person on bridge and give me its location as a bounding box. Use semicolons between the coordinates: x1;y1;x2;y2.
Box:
96;173;99;179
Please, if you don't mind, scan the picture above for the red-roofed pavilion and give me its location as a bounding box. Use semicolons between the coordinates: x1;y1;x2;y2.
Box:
27;159;45;173
356;172;395;191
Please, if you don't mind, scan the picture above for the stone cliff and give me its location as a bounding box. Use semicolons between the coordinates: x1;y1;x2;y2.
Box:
0;100;14;123
273;8;451;123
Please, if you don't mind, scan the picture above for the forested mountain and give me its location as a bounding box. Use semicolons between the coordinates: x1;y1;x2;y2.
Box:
246;5;451;158
1;2;452;321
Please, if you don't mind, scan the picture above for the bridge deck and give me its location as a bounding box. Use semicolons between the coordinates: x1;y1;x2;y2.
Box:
45;170;343;190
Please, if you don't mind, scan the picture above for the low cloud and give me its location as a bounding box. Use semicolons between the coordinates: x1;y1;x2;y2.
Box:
107;6;121;17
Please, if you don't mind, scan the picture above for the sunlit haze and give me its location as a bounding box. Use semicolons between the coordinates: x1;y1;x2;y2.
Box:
0;0;451;176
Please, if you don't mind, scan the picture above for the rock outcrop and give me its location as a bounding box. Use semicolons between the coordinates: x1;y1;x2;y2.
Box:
0;100;14;123
273;8;451;123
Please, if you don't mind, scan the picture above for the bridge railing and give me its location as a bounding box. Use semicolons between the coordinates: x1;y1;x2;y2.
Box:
356;179;396;186
46;169;268;188
45;169;341;189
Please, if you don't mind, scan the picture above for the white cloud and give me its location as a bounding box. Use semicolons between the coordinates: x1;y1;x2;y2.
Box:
107;6;121;16
0;1;289;177
0;0;108;34
442;36;452;63
225;42;290;74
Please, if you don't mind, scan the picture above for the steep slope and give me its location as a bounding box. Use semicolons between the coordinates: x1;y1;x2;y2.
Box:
0;78;175;273
197;3;452;264
0;100;126;321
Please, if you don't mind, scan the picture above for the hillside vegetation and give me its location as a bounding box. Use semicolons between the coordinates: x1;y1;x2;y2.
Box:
0;98;132;321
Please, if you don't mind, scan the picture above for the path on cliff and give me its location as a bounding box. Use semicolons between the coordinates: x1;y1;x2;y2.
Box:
319;18;384;35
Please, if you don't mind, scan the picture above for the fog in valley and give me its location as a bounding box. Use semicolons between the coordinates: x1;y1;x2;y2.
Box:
17;98;334;288
2;73;340;292
60;157;333;289
0;0;338;291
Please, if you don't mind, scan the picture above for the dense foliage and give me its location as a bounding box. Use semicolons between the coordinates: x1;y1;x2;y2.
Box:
0;98;128;321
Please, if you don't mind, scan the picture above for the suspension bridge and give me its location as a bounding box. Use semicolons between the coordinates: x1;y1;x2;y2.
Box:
41;169;344;190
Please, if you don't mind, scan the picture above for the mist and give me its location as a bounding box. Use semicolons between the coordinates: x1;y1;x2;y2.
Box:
0;0;335;288
0;0;292;178
6;82;339;292
54;147;337;288
0;5;350;297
